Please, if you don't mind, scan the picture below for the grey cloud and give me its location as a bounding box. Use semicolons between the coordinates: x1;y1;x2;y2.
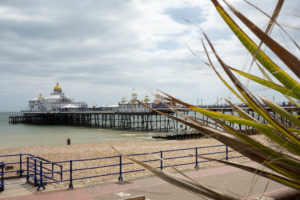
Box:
0;0;298;111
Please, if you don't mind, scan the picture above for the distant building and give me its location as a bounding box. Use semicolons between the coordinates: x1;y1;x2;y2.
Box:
28;82;88;112
118;92;152;113
118;92;173;113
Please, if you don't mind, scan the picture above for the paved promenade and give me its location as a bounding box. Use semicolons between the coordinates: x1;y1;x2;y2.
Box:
0;162;298;200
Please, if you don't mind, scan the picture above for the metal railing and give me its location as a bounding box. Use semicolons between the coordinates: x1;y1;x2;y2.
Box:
0;144;244;191
0;162;4;192
0;154;35;178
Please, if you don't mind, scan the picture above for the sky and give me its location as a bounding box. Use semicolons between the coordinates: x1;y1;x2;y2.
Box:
0;0;299;111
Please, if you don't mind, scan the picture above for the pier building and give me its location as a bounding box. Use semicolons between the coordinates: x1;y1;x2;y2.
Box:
28;83;88;112
118;93;153;113
118;93;174;113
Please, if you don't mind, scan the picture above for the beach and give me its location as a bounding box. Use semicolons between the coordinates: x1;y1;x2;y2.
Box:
0;137;254;189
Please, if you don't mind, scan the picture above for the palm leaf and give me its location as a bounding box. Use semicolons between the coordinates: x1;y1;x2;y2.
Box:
225;99;257;122
201;31;300;147
201;39;245;102
247;0;284;78
218;120;300;182
210;0;300;95
111;146;237;200
243;0;300;51
229;66;300;99
140;98;300;186
196;155;300;190
173;102;300;181
260;95;300;129
221;0;300;78
160;90;300;155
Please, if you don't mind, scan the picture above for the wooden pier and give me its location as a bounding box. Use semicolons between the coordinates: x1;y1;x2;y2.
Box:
9;111;180;132
9;106;299;135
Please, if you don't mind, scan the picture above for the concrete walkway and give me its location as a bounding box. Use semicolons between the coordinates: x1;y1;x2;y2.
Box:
0;162;298;200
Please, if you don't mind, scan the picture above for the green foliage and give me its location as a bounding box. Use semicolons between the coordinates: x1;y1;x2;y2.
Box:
119;0;300;198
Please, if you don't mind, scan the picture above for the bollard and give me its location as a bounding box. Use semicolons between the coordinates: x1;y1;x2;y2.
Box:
194;147;199;170
69;160;73;189
0;162;5;192
118;156;123;181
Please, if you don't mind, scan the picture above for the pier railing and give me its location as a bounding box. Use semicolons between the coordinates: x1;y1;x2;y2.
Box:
0;144;245;191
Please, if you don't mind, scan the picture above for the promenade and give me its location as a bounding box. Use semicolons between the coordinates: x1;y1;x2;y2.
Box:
1;162;298;200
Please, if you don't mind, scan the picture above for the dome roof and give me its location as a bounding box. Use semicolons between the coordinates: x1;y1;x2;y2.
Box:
121;97;127;103
154;93;161;103
54;82;62;91
144;95;150;103
38;93;44;100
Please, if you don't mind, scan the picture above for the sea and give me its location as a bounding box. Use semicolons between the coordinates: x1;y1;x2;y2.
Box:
0;112;162;148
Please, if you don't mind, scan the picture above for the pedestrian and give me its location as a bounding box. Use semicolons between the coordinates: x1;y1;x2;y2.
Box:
67;137;71;145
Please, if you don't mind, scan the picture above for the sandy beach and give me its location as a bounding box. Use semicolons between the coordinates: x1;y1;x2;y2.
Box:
0;137;254;189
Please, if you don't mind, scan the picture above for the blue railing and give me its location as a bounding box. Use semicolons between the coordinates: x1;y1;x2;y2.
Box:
0;162;4;192
0;144;245;191
0;154;35;178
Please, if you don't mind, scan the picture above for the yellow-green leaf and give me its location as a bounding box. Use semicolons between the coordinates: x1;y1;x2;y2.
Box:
230;67;300;99
211;0;300;98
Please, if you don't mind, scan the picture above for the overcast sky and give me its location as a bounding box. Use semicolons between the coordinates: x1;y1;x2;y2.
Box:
0;0;299;111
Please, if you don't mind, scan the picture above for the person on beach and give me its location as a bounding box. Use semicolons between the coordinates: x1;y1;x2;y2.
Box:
67;137;71;145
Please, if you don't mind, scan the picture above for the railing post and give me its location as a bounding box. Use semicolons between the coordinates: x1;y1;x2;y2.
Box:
52;163;54;178
160;151;163;171
69;160;73;189
34;159;37;186
60;165;63;181
225;146;229;161
19;154;23;177
194;147;199;170
0;162;5;192
26;157;29;182
37;161;45;190
118;155;123;181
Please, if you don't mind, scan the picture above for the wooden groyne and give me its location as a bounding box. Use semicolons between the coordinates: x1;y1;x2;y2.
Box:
153;133;204;140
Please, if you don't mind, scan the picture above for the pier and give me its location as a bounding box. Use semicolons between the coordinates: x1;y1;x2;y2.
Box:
10;82;299;136
9;110;178;132
9;105;299;135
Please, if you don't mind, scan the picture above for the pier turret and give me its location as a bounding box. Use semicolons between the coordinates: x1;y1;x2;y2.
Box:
53;82;62;95
144;95;150;103
131;92;138;103
121;97;127;104
153;94;161;103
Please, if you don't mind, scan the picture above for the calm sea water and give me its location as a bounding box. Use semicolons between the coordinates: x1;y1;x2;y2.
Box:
0;112;162;148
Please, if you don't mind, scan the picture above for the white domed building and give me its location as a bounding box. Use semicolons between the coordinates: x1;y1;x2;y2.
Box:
118;92;153;113
28;83;88;112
